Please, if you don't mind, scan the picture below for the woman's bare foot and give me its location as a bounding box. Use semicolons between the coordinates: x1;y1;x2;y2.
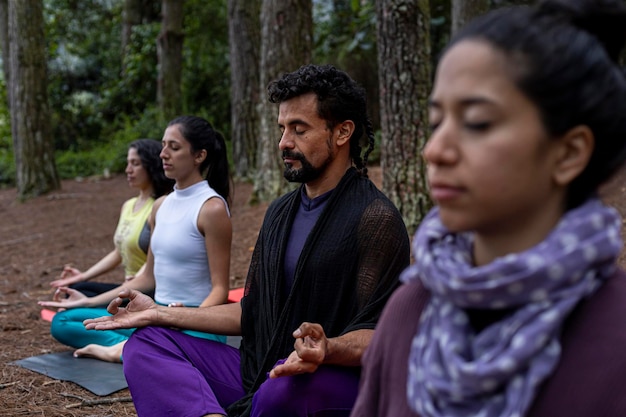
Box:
74;341;125;363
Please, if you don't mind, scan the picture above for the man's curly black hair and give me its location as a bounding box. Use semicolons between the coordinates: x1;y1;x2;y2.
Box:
267;64;375;177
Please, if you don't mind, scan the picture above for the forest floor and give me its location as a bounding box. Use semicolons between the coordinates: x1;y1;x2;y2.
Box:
1;165;626;416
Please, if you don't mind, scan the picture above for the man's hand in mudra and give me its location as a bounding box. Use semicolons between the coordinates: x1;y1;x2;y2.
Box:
83;289;157;330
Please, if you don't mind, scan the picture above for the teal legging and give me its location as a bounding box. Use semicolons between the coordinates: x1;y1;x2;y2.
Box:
50;307;226;350
51;308;133;348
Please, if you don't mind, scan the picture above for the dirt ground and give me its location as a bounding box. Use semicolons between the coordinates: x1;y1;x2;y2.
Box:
1;165;625;416
0;172;270;416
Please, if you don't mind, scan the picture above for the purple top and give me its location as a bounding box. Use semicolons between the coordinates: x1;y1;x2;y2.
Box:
283;187;332;295
351;269;626;417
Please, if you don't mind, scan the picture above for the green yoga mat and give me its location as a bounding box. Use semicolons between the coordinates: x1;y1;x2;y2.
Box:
11;351;127;396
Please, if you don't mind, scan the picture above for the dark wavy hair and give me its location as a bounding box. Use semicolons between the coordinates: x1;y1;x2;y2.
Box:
167;115;231;205
129;139;174;198
450;0;626;208
267;64;374;178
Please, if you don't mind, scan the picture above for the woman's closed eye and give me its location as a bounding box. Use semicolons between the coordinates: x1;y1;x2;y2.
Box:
464;121;491;132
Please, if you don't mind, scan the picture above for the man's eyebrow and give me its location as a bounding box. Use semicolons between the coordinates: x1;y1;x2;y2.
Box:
278;118;310;128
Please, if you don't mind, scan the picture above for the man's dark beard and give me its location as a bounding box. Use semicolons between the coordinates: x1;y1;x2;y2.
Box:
282;150;332;183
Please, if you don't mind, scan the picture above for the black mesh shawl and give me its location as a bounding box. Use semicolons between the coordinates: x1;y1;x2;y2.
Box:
226;168;411;416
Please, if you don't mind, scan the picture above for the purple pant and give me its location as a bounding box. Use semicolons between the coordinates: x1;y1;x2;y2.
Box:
123;327;360;417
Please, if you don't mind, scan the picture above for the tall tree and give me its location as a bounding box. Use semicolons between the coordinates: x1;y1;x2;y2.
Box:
122;0;143;64
377;0;432;234
228;0;261;179
122;0;160;74
254;0;312;201
157;0;184;121
451;0;489;35
0;0;10;108
8;0;59;199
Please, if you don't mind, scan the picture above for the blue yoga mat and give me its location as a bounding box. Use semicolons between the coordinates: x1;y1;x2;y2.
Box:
11;351;127;396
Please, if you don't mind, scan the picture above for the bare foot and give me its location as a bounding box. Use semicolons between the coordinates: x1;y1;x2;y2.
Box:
74;341;125;363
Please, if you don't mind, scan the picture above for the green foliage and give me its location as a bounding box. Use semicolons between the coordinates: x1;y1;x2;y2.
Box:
55;143;124;179
115;107;165;143
3;0;380;186
45;0;124;151
182;0;230;137
312;0;381;131
100;22;160;119
0;0;463;188
52;103;235;181
54;105;163;180
313;0;376;64
23;0;231;185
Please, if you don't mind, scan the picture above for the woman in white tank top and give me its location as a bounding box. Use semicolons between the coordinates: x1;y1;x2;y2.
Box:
39;116;232;362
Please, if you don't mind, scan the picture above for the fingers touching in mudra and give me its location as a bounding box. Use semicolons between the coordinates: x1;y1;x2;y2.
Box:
269;322;328;379
38;287;87;309
83;289;156;330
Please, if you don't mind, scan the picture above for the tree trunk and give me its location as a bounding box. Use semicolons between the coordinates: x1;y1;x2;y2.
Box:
122;0;143;73
377;0;432;234
451;0;489;36
253;0;312;202
228;0;261;180
8;0;59;200
157;0;184;121
0;0;9;108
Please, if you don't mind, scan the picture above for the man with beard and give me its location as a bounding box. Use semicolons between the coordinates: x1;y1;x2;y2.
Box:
84;64;410;417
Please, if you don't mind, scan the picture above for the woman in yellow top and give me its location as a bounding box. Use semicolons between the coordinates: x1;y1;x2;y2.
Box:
50;139;174;297
40;117;232;363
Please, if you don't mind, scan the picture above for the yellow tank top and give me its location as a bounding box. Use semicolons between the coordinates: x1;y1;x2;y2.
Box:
113;196;154;276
